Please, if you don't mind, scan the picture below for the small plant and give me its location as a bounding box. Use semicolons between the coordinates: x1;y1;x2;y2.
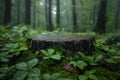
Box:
78;70;98;80
13;58;40;80
40;48;62;60
0;52;13;62
70;60;87;70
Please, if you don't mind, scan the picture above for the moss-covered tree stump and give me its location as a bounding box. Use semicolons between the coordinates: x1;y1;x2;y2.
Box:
27;34;95;55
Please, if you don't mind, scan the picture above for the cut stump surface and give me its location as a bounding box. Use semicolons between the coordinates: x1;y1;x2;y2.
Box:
27;34;95;55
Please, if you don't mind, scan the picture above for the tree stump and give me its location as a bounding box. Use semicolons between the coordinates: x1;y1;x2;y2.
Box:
27;34;95;55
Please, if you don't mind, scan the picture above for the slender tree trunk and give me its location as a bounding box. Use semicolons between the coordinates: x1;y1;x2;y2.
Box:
48;0;53;31
95;0;107;34
56;0;60;28
92;0;97;25
25;0;31;25
115;0;120;31
45;0;48;29
4;0;11;25
72;0;78;32
33;0;36;28
17;0;20;25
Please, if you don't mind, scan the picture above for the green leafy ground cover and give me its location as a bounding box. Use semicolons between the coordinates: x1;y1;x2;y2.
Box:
0;26;120;80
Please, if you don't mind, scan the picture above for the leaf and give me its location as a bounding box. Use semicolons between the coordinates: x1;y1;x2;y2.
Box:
112;56;120;60
89;75;98;80
28;58;39;69
78;75;88;80
40;50;49;56
43;74;50;80
51;73;60;80
27;68;40;80
77;61;87;70
1;58;9;62
13;71;28;80
19;46;28;51
16;62;27;70
85;70;96;76
105;58;116;64
48;49;55;55
94;55;103;62
51;55;61;60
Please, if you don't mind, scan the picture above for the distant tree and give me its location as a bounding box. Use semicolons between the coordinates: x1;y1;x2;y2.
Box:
25;0;31;25
48;0;54;31
56;0;60;28
95;0;107;34
33;0;36;28
72;0;78;32
4;0;11;25
115;0;120;31
45;0;48;29
92;0;97;26
17;0;20;25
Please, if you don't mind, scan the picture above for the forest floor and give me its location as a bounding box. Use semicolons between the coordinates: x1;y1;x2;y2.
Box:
0;26;120;80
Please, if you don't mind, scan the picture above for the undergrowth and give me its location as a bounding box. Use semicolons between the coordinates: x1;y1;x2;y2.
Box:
0;26;120;80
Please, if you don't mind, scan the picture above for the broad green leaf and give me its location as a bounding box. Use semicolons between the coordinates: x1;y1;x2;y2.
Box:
78;75;88;80
48;49;55;55
28;58;39;69
43;74;50;80
51;55;61;60
16;62;27;70
94;55;103;62
85;70;96;76
13;71;28;80
0;67;9;73
43;57;50;59
51;73;60;80
112;56;120;60
1;58;9;62
27;68;40;80
89;75;98;80
40;50;49;56
19;46;28;51
105;58;116;64
77;61;87;70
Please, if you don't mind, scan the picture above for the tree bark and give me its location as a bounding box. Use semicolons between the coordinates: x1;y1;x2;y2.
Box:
48;0;54;31
4;0;11;25
25;0;31;25
17;0;20;25
115;0;120;31
45;0;48;29
95;0;107;34
56;0;60;28
27;34;95;55
72;0;78;32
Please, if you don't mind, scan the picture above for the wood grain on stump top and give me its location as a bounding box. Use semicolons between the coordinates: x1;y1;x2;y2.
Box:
27;34;95;55
33;34;94;42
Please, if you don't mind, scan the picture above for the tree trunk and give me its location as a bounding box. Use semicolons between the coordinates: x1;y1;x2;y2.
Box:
27;34;95;55
25;0;31;25
72;0;78;32
33;0;36;28
4;0;11;25
92;0;97;26
17;0;20;25
95;0;107;34
56;0;60;28
48;0;54;31
115;0;120;31
45;0;48;29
